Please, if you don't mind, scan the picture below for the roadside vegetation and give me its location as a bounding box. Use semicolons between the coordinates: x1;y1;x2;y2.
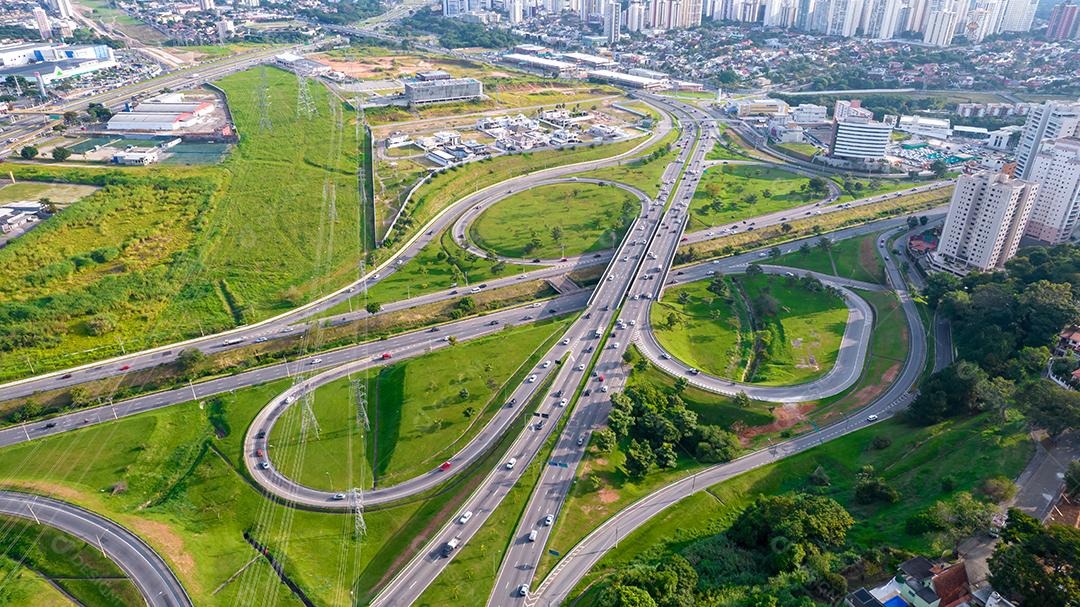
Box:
578;126;680;198
269;318;569;490
773;231;887;284
650;277;747;381
470;182;639;260
705;123;754;161
688;164;815;230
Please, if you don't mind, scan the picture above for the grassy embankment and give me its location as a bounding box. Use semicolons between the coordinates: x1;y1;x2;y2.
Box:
687;164;814;230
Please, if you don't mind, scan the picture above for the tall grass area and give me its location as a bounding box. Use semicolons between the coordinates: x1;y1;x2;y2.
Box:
0;67;370;381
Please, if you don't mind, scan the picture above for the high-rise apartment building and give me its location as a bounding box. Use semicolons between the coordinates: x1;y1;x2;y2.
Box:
49;0;74;19
627;0;646;29
508;0;524;22
1024;138;1080;245
998;0;1037;31
1047;1;1080;39
834;99;873;122
198;0;216;11
963;0;1005;42
826;0;865;36
1015;101;1080;179
930;171;1037;275
604;0;622;41
32;7;51;40
864;0;901;38
923;8;958;45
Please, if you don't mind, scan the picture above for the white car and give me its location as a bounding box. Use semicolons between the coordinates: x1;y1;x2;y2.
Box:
518;584;529;597
543;514;554;526
600;385;608;393
459;511;473;524
505;458;517;469
577;363;586;371
470;287;481;294
527;374;538;383
541;360;552;369
310;358;322;365
561;338;570;345
559;398;568;406
866;414;879;422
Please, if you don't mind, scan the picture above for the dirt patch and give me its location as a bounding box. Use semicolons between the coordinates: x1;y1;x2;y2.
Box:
3;480;85;502
843;362;901;411
1049;494;1080;528
597;488;619;504
124;517;197;581
738;402;815;444
314;54;438;80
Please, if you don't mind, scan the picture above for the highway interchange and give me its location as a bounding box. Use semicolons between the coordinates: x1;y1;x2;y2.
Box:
0;78;955;606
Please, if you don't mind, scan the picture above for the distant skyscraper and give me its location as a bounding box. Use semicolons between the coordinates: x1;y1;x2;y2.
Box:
963;0;1005;42
931;171;1038;275
444;0;469;15
864;0;901;38
1015;101;1080;179
826;0;865;36
508;0;524;22
32;7;51;40
50;0;74;19
627;0;646;29
998;0;1037;31
1024;138;1080;245
604;0;622;41
682;0;704;25
923;8;957;45
1047;1;1080;39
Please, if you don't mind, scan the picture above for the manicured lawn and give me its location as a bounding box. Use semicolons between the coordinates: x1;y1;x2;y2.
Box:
0;181;99;205
569;414;1033;603
705;124;755;161
688;165;814;230
774;232;886;284
365;228;535;304
470;182;637;259
0;375;488;607
380;137;643;252
579;126;681;198
269;319;570;490
0;555;75;607
0;515;142;607
649;278;749;381
834;176;924;203
737;273;848;385
777;142;820;157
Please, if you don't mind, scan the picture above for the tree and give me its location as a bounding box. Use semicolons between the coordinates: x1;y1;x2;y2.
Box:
729;493;854;572
746;263;763;276
51;146;71;161
930;159;948;178
990;523;1080;606
365;301;382;314
19;146;38;160
816;236;832;250
693;425;740;462
446;335;457;346
799;242;811;255
768;246;782;258
808;176;829;195
1015;380;1080;439
907;216;919;229
780;222;792;233
734;391;751;408
624;439;656;478
62;110;78;124
673;377;689;395
594;428;616;452
551;225;564;242
656;443;678;468
1066;461;1080;499
177;348;205;373
458;387;469;401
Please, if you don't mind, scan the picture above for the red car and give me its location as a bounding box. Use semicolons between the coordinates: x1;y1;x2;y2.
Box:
381;353;392;360
119;365;131;371
256;449;265;457
439;461;452;471
597;374;605;382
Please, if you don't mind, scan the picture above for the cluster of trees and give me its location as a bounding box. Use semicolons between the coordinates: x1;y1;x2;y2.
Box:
913;245;1080;436
396;9;519;48
300;0;384;24
989;509;1080;605
599;493;856;607
605;381;740;479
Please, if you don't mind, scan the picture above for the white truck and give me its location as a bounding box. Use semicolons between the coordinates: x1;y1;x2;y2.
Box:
442;536;462;557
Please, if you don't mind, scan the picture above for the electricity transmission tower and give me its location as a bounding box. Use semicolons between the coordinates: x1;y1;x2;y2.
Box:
257;65;272;132
300;390;320;441
297;76;317;118
350;487;366;537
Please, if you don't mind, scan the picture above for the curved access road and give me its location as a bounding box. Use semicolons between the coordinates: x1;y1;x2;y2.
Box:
0;491;191;607
452;177;655;266
635;268;876;403
526;225;929;606
0;100;675;402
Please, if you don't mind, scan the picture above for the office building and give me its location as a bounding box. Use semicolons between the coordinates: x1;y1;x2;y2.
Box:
792;103;828;123
1015;101;1080;179
930;171;1037;275
830;116;892;160
834;99;873;122
998;0;1037;31
1047;1;1080;40
33;7;51;40
603;0;621;42
1024;138;1080;244
403;77;484;105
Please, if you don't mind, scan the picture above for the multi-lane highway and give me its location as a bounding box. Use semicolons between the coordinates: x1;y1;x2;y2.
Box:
0;491;192;607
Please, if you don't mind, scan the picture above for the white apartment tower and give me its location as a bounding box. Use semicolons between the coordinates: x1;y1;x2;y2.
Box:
827;0;865;36
49;0;74;19
923;8;958;45
627;0;646;30
865;0;901;38
930;171;1038;275
1015;101;1080;179
999;0;1037;31
198;0;216;10
1024;138;1080;245
604;0;622;41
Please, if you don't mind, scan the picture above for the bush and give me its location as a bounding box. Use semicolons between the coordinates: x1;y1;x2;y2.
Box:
980;476;1018;503
871;435;892;450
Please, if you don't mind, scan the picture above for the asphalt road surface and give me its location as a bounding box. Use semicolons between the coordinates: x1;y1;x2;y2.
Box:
0;491;192;607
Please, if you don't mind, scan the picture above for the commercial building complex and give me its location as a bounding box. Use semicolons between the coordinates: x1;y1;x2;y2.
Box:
829;115;892;161
0;42;117;85
929;171;1037;275
107;94;215;132
403;77;484;105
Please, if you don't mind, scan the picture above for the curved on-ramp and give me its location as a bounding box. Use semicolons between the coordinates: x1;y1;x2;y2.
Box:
0;491;191;607
637;267;877;403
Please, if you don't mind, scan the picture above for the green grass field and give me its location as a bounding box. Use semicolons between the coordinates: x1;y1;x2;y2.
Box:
0;373;493;607
650;278;748;381
0;514;142;607
568;413;1033;603
0;67;371;381
774;232;886;284
688;165;815;230
776;142;820;157
705;124;755;161
579;126;681;198
269;319;569;489
470;182;637;259
737;273;848;385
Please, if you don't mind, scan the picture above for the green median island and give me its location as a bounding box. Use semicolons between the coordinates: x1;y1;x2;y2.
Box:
651;272;848;385
269;317;570;490
689;164;816;229
469;182;639;259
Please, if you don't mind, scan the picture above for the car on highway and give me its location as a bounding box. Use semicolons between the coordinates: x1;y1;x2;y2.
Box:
381;353;392;360
543;514;554;526
119;365;131;371
866;414;879;422
559;398;568;406
332;493;346;501
61;373;72;379
528;530;538;542
562;337;570;345
541;360;552;368
505;458;517;469
600;385;608;393
254;337;268;343
470;287;481;293
439;461;452;471
577;433;587;446
255;449;265;457
577;363;586;371
518;584;529;597
527;374;537;383
459;511;473;524
310;358;322;365
259;461;270;470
